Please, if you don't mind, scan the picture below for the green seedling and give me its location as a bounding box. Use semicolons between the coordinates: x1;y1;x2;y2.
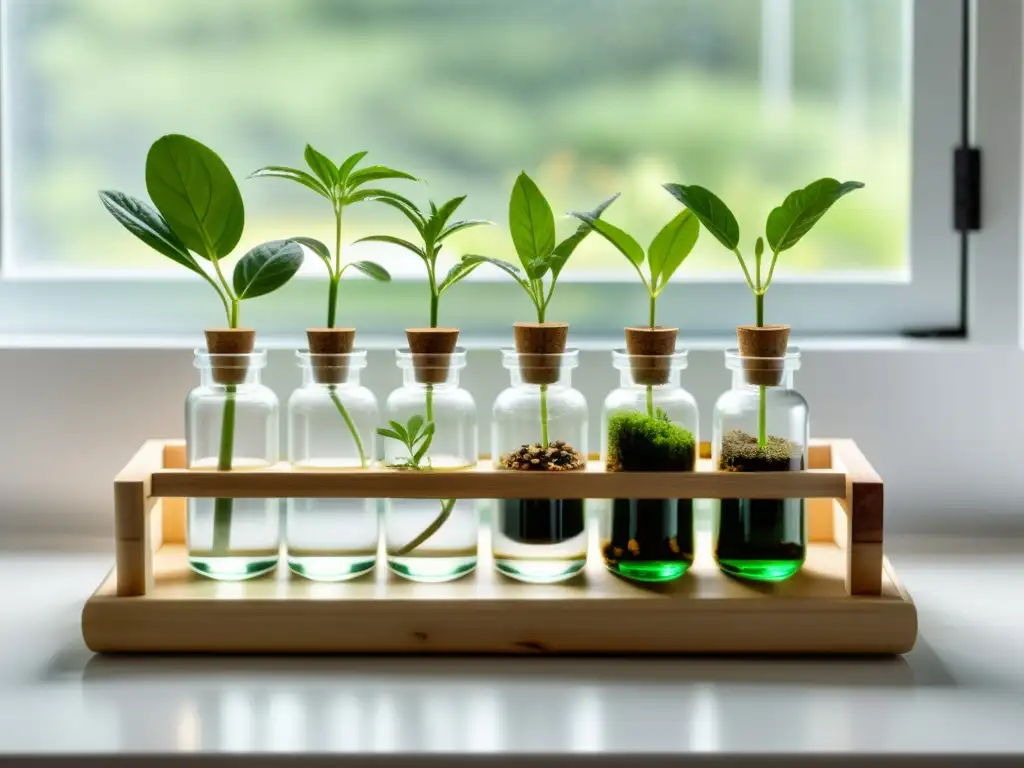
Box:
100;134;305;555
664;177;863;444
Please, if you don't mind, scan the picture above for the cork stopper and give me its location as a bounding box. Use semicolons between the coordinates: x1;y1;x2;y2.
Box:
406;328;459;384
513;322;569;385
306;328;355;384
204;328;256;385
624;326;678;386
736;324;790;386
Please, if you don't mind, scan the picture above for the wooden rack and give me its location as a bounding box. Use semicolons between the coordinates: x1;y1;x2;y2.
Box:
82;438;915;655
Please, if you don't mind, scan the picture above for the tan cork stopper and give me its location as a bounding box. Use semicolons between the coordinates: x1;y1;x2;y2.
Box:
406;328;459;384
513;322;569;385
307;328;355;384
736;324;790;386
204;328;255;385
624;326;678;386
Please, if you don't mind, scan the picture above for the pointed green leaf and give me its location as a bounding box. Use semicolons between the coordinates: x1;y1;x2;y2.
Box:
145;134;244;259
649;208;699;290
765;178;865;254
346;165;417;189
249;166;330;198
304;144;338;190
98;190;203;275
291;236;332;270
549;193;619;280
413;427;435;465
388;420;410;443
662;183;739;251
336;150;369;185
438;219;493;242
353;234;426;260
508;172;556;275
571;214;644;267
348;188;426;234
347;260;392;281
437;255;484;295
232;239;304;300
406;415;424;444
424;196;466;243
376;428;402;443
462;254;530;291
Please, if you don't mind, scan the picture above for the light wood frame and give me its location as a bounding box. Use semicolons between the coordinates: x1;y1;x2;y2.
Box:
113;438;885;599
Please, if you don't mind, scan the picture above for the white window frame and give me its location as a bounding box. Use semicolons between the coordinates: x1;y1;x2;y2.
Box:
0;0;964;342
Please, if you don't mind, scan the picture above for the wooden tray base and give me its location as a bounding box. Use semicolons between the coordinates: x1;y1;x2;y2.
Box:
83;530;916;655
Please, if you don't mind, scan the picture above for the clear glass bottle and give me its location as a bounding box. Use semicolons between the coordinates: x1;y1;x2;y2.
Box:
382;348;478;582
601;349;698;582
186;349;280;580
492;349;588;583
712;348;808;582
287;350;379;581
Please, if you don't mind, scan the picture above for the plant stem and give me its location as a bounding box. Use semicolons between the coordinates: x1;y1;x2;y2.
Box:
649;294;656;328
211;384;236;554
755;291;766;447
211;297;241;556
646;385;654;418
326;277;339;328
328;385;367;468
395;497;456;556
540;384;549;446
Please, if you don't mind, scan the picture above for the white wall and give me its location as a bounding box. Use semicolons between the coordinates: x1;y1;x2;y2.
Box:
2;342;1022;542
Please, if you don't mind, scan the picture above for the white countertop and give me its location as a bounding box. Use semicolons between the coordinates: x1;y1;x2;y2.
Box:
1;536;1022;765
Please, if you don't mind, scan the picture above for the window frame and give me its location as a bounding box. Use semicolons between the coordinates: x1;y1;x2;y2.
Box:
0;0;964;341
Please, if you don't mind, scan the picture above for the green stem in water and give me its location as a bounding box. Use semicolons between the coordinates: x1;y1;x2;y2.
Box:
211;384;237;554
540;384;549;446
395;497;456;556
755;291;766;447
211;298;241;555
328;386;367;468
646;385;654;418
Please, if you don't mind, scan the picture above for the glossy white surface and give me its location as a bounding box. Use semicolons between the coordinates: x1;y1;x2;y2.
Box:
0;536;1022;762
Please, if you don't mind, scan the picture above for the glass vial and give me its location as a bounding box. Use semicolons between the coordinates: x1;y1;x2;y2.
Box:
492;349;588;583
382;346;478;582
712;346;808;582
601;346;698;582
287;349;379;581
186;349;280;580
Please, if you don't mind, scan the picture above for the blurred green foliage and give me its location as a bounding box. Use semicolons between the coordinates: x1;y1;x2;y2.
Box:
6;0;907;276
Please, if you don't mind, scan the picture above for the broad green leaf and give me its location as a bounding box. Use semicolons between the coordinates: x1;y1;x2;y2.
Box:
424;196;466;243
98;190;202;276
291;236;332;270
438;219;492;242
406;415;424;444
550;193;619;279
462;254;532;293
249;166;330;198
353;234;426;260
662;183;739;251
304;144;338;190
376;428;402;443
765;178;864;253
648;208;699;290
347;260;392;281
145;134;245;259
572;215;644;267
346;165;417;189
508;172;556;274
336;150;369;185
232;239;304;300
437;255;485;295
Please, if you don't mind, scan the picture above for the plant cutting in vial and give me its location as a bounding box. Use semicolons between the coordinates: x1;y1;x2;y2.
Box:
252;146;414;468
664;178;863;445
99;134;305;557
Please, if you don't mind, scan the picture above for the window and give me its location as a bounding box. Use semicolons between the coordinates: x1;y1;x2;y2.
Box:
0;0;963;339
